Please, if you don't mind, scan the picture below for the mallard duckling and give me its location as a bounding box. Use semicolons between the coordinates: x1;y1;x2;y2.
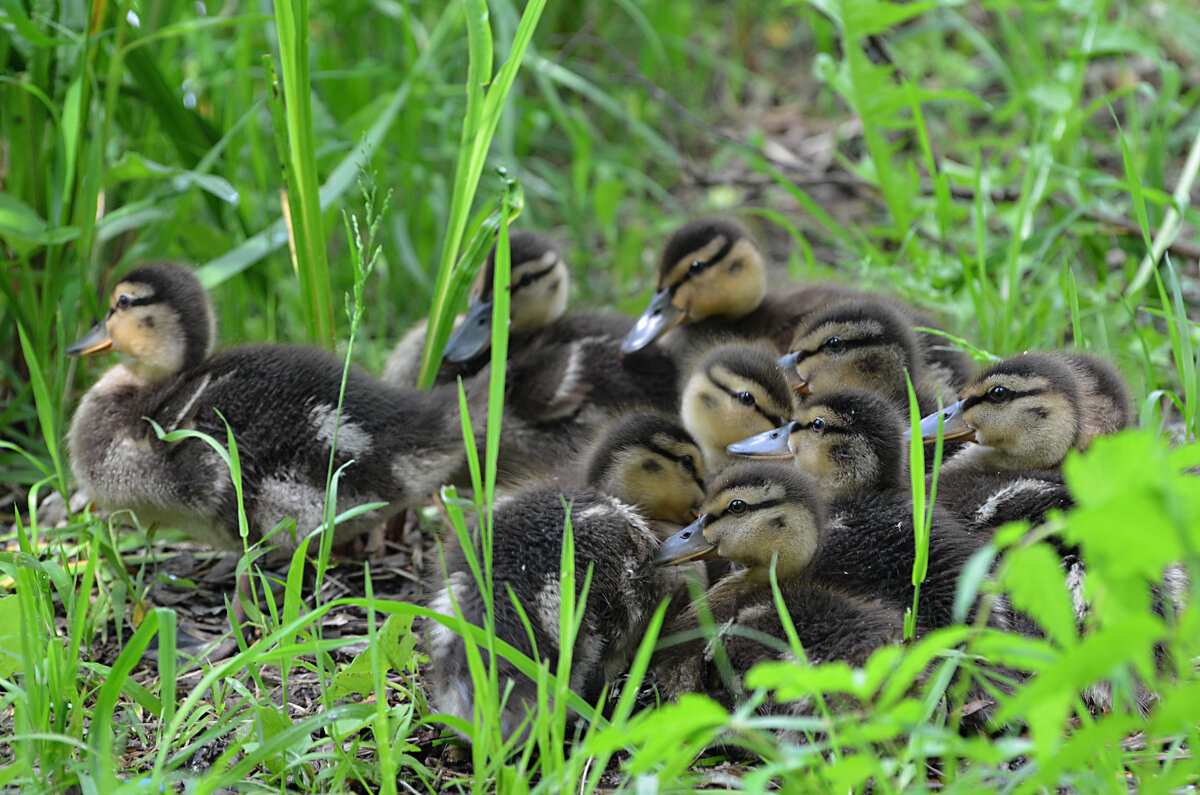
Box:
426;412;717;740
427;488;675;740
620;217;858;357
67;264;680;554
776;299;966;414
382;231;567;386
728;389;906;499
911;352;1131;537
657;461;988;635
583;412;706;532
648;463;904;705
66;263;477;553
679;343;798;471
918;352;1133;474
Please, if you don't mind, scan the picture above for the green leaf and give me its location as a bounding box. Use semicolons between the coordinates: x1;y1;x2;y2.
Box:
382;612;418;672
0;191;48;238
841;0;937;37
995;618;1163;756
0;0;70;47
998;541;1078;648
105;152;240;205
0;595;22;678
746;659;859;701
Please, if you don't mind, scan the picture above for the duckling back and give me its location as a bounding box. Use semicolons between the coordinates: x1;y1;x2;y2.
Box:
426;487;675;740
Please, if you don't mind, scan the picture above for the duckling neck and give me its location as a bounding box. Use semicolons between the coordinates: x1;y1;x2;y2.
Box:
941;443;1059;475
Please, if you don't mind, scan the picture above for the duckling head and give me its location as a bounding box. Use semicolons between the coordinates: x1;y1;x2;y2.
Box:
778;300;921;403
621;218;765;354
66;263;215;383
729;389;905;498
654;462;823;582
918;353;1081;470
585;413;707;525
681;343;797;471
443;232;568;363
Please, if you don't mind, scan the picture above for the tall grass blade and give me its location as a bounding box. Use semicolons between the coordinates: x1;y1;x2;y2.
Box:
270;0;333;346
419;0;548;387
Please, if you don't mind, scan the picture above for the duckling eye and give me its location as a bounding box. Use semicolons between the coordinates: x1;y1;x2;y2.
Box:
116;294;131;311
737;391;756;406
811;417;825;432
517;272;535;288
987;385;1010;403
727;499;748;514
679;454;695;473
824;336;845;353
688;260;704;274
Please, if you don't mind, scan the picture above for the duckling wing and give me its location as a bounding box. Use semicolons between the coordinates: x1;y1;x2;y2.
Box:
937;468;1072;536
810;494;987;633
505;314;680;422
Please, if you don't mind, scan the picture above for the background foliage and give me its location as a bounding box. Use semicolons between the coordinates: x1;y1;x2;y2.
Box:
1;0;1199;790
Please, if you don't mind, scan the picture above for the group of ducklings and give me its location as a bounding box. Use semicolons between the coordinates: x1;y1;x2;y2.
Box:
66;216;1135;739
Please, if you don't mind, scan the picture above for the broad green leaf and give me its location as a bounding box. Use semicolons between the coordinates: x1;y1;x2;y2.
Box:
0;191;48;238
999;541;1078;648
842;0;937;37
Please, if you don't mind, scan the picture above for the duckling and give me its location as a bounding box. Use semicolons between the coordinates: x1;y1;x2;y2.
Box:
918;352;1133;475
913;352;1132;537
728;389;906;500
777;299;966;415
658;460;989;635
728;389;1052;542
67;263;470;553
679;343;798;472
620;217;859;357
427;475;686;744
582;412;707;534
583;411;719;594
66;264;679;554
648;463;905;706
382;231;568;386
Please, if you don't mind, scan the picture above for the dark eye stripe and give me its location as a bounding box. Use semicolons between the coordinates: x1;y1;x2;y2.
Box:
785;335;878;365
667;236;735;294
715;497;785;520
960;387;1047;413
508;261;558;293
113;295;155;311
708;371;787;426
645;442;706;491
794;419;851;435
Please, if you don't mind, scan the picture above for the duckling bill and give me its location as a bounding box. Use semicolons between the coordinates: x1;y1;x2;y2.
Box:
442;231;569;364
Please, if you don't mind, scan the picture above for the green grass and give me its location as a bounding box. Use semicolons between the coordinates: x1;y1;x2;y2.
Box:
2;0;1200;790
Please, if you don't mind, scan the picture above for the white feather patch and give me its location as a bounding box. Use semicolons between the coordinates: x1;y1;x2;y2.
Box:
169;374;211;429
309;404;374;457
972;477;1051;527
